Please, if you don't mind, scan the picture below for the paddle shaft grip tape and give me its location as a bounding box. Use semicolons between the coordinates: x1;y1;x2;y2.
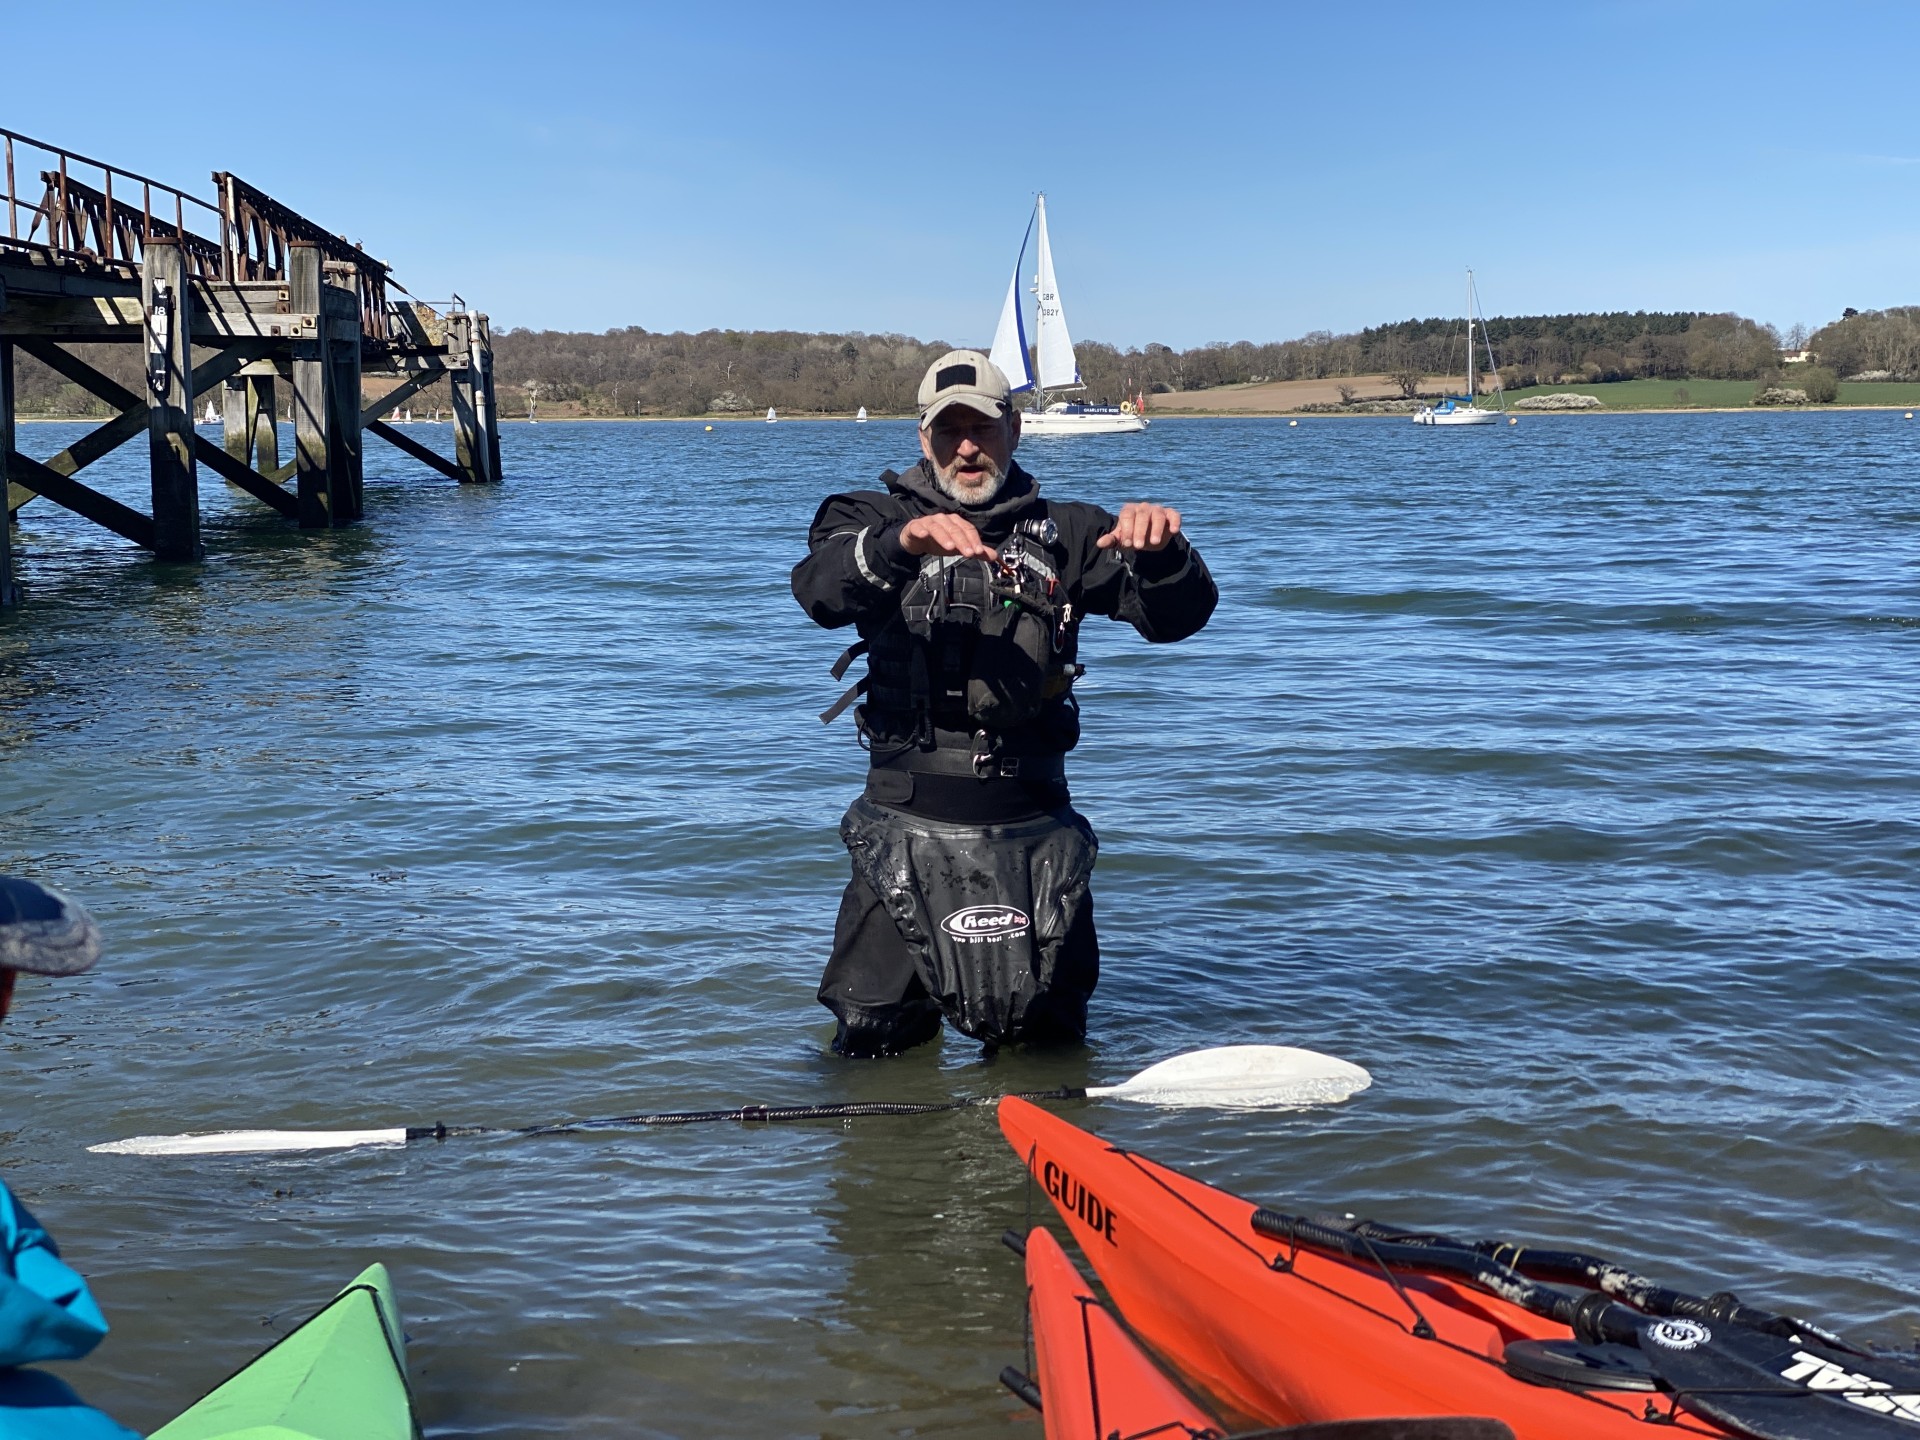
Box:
1251;1209;1639;1345
405;1089;1086;1143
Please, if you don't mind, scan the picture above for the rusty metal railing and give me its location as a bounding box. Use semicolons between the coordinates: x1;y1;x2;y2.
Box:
216;172;393;343
1;127;412;346
2;125;225;273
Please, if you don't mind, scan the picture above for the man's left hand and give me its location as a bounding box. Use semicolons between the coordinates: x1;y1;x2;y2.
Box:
1096;502;1182;552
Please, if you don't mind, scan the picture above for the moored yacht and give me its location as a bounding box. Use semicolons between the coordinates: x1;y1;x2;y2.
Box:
1414;270;1505;427
988;194;1147;436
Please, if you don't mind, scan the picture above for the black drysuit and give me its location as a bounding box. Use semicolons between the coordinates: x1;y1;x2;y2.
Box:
791;457;1217;1054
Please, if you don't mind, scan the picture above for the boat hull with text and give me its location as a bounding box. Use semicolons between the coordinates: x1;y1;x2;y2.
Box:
1020;403;1149;435
998;1097;1777;1439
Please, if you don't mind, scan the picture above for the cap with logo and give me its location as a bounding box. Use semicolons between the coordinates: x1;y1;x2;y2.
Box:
917;350;1013;431
0;877;102;976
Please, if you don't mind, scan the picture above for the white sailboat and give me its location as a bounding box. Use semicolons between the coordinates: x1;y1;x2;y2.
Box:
988;194;1146;436
766;406;778;423
855;406;868;423
202;399;219;425
1414;270;1505;427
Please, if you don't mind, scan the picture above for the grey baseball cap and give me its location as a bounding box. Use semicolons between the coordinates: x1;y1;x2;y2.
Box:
917;350;1012;430
0;878;102;976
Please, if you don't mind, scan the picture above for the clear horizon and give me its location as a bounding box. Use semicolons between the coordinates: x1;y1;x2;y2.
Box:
6;1;1917;349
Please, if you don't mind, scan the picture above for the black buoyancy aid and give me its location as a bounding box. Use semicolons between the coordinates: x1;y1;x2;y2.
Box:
820;514;1083;755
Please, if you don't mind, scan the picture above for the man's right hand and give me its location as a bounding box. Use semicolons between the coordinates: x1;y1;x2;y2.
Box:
897;514;999;562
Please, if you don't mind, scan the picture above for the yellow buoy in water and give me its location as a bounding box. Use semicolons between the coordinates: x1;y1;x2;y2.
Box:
1288;419;1298;427
1907;412;1914;420
1509;416;1518;425
705;424;714;431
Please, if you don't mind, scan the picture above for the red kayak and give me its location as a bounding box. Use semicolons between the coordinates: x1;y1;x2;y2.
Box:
999;1096;1920;1440
1010;1224;1520;1440
1016;1223;1227;1440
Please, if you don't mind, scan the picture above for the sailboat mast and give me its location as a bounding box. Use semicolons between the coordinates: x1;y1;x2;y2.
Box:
1033;193;1047;407
1465;270;1475;401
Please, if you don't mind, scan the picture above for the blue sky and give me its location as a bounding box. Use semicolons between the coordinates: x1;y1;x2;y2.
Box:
5;2;1916;347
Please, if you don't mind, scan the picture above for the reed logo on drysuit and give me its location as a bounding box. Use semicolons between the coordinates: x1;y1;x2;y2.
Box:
940;904;1031;943
1643;1319;1712;1351
1041;1158;1119;1245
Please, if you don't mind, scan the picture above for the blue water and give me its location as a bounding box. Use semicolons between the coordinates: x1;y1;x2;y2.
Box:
3;412;1917;1435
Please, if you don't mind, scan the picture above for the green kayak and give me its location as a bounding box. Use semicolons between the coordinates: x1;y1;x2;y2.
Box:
150;1262;420;1440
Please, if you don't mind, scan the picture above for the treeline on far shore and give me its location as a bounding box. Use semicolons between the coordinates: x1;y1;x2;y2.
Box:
9;306;1919;419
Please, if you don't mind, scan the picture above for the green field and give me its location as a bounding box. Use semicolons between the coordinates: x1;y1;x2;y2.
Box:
1495;378;1920;410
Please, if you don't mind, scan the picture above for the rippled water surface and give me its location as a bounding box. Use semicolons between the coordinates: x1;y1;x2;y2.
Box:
3;413;1917;1435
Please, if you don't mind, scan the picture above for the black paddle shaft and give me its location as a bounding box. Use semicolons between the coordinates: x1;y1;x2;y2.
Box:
403;1087;1088;1142
1251;1210;1642;1345
1252;1210;1838;1350
1251;1211;1920;1439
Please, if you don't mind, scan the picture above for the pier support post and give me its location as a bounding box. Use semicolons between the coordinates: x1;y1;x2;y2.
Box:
142;239;201;561
289;243;334;528
1;341;17;608
327;265;364;522
248;376;279;471
449;313;478;483
221;378;248;462
473;312;501;484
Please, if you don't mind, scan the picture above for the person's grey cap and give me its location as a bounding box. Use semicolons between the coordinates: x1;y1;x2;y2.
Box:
917;350;1012;430
0;877;102;976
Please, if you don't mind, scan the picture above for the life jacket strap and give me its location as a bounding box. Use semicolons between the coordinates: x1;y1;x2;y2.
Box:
819;677;867;725
829;640;868;682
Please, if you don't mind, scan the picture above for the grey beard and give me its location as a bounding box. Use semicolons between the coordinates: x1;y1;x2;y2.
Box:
932;456;1006;506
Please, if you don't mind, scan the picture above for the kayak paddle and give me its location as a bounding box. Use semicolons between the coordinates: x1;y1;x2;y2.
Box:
90;1044;1370;1158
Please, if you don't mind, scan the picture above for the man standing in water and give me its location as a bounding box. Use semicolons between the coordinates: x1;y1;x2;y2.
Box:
0;878;139;1439
792;351;1217;1056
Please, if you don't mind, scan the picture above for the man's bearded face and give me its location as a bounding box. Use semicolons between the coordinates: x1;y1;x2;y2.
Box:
921;406;1015;505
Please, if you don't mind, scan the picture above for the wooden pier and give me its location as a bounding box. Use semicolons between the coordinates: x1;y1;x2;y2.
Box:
0;128;501;606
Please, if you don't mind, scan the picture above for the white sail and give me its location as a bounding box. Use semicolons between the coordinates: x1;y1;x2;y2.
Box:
855;406;868;422
766;407;777;423
1033;194;1081;392
989;209;1037;393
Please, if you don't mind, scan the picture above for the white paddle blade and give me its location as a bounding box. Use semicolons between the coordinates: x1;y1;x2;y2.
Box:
1089;1045;1371;1110
89;1127;409;1157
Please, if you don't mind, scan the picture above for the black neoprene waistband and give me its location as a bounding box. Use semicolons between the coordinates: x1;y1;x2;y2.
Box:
871;746;1067;783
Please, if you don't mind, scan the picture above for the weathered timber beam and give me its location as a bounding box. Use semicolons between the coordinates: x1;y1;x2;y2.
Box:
366;419;463;482
361;366;446;427
4;449;156;549
21;336;278;410
0;289;318;341
0;255;136;300
9;409;144;510
191;436;296;518
8;340;281;515
362;350;458;374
